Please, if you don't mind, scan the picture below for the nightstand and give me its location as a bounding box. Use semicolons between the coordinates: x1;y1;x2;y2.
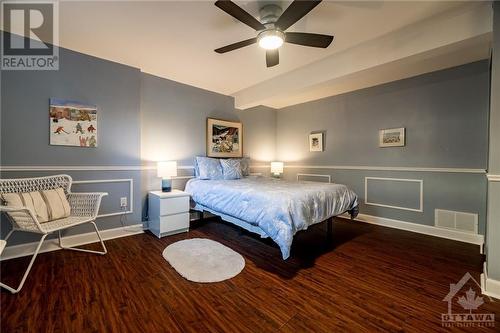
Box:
148;190;190;238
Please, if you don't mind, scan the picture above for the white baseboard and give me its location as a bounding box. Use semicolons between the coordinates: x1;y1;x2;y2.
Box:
341;213;484;246
481;265;500;300
1;224;145;261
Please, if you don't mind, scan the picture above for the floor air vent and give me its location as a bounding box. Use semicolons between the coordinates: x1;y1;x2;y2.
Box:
435;209;478;234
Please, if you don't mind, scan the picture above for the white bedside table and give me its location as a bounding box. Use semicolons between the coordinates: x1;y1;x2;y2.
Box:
148;190;190;238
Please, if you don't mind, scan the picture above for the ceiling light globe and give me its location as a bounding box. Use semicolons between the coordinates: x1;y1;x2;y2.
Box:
258;30;284;50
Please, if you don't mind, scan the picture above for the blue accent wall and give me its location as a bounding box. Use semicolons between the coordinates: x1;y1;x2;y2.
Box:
276;61;490;234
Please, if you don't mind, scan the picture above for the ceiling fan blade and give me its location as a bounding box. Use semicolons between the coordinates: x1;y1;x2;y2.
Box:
285;32;333;48
266;49;279;67
215;0;266;31
275;0;322;31
215;38;257;53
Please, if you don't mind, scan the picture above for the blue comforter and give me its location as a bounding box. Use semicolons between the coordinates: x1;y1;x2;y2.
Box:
185;177;358;259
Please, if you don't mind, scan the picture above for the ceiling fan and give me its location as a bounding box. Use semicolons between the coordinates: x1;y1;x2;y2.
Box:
214;0;334;67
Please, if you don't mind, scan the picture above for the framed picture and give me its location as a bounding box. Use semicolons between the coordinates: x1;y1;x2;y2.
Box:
49;98;97;147
309;133;323;152
207;118;242;157
379;127;405;147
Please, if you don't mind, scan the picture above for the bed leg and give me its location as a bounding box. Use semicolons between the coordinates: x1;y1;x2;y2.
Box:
327;217;334;240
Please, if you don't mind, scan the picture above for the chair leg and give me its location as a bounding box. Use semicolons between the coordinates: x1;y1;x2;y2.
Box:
0;233;48;294
58;221;107;255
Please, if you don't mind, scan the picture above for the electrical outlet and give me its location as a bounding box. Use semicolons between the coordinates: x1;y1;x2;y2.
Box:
120;197;127;208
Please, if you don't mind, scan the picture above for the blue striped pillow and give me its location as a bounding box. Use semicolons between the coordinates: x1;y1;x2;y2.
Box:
196;157;223;180
220;159;243;180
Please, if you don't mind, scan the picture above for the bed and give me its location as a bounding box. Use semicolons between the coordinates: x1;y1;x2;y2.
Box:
185;176;358;259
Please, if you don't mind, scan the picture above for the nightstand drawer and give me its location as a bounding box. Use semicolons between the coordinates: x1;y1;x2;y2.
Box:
160;196;189;216
160;213;189;233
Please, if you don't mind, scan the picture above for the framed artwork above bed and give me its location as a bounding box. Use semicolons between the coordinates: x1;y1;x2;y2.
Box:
207;118;243;158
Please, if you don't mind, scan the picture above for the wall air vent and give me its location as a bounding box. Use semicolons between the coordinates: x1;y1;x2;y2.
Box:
435;209;478;234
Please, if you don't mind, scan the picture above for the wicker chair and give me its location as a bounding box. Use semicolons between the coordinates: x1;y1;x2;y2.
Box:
0;174;108;294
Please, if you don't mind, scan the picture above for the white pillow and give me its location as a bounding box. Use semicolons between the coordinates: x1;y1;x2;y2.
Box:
2;187;71;222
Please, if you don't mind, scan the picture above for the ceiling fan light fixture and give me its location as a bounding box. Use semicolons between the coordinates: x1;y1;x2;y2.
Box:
258;30;284;50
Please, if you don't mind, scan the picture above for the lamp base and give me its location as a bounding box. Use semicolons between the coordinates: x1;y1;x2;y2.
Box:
161;179;172;192
272;173;281;179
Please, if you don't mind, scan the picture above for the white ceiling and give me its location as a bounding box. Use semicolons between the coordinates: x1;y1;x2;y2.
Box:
0;1;476;108
53;0;490;108
234;2;492;108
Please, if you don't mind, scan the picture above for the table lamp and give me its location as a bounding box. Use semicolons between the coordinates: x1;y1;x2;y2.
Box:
270;161;284;178
157;161;177;192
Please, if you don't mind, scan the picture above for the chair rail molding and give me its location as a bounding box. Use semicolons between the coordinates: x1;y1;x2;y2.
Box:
250;164;486;174
0;165;195;171
365;177;424;212
486;174;500;182
1;165;486;174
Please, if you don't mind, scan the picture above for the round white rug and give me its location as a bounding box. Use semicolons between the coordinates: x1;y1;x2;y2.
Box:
162;238;245;283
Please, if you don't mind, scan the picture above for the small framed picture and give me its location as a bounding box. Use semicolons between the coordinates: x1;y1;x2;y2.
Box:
309;133;323;152
379;128;405;147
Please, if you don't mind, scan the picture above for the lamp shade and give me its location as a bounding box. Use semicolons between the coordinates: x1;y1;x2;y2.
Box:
157;161;177;179
270;162;284;174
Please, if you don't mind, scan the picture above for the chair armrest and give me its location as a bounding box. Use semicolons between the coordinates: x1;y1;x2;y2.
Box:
0;206;44;233
67;192;108;218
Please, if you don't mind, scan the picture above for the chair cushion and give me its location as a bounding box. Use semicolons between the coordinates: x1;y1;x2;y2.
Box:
2;187;71;223
2;191;50;222
41;188;71;220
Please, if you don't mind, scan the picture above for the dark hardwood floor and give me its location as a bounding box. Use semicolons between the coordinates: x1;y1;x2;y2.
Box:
1;217;499;332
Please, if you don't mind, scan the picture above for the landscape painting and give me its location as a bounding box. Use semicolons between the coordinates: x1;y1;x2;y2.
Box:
379;127;405;147
49;98;97;147
207;118;242;157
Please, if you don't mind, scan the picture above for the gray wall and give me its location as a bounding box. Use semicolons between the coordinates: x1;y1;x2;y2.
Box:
276;61;490;234
140;73;236;167
487;1;500;280
1;46;274;245
0;32;492;254
235;105;277;164
277;61;489;168
140;72;235;219
139;73;277;218
1;44;143;245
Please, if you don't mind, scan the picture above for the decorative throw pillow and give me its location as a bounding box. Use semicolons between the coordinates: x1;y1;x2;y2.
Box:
40;188;71;220
240;157;250;176
193;157;200;178
220;159;243;180
2;191;49;222
196;156;223;180
2;187;71;223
